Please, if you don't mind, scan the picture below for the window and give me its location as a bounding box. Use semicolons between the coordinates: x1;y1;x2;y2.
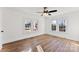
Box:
58;20;66;32
51;20;57;31
51;19;66;32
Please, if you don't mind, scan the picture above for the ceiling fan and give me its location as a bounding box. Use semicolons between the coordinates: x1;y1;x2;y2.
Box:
36;7;57;16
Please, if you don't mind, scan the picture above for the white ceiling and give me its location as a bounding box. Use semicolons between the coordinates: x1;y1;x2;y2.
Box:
11;7;79;16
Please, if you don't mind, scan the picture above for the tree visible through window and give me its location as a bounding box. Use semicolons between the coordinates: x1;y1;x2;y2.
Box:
51;20;56;31
58;20;66;32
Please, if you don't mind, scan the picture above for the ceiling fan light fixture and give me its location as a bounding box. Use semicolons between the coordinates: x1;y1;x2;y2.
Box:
36;7;57;16
43;13;48;16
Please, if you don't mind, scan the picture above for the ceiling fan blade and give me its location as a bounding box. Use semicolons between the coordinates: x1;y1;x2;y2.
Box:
48;10;57;13
48;13;51;15
36;12;43;13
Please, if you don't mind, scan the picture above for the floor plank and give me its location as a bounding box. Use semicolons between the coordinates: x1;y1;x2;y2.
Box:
0;34;79;52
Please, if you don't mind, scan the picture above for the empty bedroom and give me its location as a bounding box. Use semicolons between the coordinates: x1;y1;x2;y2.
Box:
0;7;79;52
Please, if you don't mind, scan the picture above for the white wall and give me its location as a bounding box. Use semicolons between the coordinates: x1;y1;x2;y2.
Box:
2;7;79;44
0;8;2;48
2;8;45;44
45;11;79;41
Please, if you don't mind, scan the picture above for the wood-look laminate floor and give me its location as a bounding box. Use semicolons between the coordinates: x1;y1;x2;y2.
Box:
0;34;79;52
